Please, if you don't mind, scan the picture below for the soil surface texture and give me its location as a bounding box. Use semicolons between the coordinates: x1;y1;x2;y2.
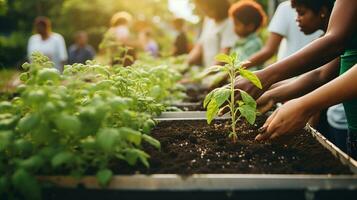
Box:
115;118;352;175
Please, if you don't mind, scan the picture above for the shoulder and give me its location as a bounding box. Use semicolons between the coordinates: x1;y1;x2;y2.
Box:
51;33;65;41
29;34;40;41
277;1;292;11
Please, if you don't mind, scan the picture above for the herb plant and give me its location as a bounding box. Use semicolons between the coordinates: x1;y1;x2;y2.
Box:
0;52;185;199
203;53;262;143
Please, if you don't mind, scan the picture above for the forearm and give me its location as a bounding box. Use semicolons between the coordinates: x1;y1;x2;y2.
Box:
187;44;202;66
245;47;276;69
268;58;340;102
244;33;282;69
300;64;357;112
260;0;356;88
263;35;343;86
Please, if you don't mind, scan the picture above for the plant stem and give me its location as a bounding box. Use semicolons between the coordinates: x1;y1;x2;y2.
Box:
229;66;237;143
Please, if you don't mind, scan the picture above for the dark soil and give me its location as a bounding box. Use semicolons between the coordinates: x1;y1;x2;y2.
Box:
115;118;352;175
183;84;208;103
173;103;205;111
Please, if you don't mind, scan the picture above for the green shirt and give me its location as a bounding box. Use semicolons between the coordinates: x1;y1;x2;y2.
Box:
230;33;263;71
340;34;357;132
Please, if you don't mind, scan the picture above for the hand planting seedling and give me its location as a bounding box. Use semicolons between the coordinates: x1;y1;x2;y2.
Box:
203;53;262;143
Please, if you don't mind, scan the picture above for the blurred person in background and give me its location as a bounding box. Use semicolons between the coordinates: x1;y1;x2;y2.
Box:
101;11;136;66
229;0;267;71
27;16;67;72
188;0;237;67
108;11;133;44
68;31;96;64
172;18;190;56
138;28;159;57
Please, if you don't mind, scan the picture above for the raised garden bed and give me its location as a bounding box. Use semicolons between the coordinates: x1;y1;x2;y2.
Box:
39;114;357;200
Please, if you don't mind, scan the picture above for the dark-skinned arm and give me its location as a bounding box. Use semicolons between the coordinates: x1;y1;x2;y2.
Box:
242;33;283;69
257;58;340;113
235;0;357;100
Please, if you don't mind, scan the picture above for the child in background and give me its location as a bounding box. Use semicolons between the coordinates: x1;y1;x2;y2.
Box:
172;18;189;56
108;11;132;44
68;31;95;64
229;0;267;71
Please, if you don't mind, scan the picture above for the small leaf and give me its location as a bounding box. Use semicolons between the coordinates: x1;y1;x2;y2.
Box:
51;151;74;168
17;114;41;133
96;169;113;187
215;53;232;64
11;169;41;200
206;99;219;124
97;128;119;152
213;88;230;108
124;149;150;167
238;105;257;125
203;89;216;108
142;134;161;149
20;155;44;172
119;127;142;146
239;68;262;89
240;90;256;108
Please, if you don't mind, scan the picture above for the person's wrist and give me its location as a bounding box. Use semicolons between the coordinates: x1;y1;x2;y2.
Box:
256;69;275;91
295;96;320;117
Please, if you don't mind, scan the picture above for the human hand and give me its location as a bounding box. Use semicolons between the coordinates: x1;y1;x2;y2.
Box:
241;60;252;69
256;90;276;114
255;99;315;141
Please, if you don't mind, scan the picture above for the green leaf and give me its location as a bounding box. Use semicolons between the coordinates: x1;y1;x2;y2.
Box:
0;130;13;151
238;105;257;125
124;149;150;167
203;89;215;108
96;169;113;187
213;88;230;108
215;53;232;64
11;169;41;200
54;113;81;135
142;119;156;134
17;114;41;133
240;90;256;108
206;99;219;124
97;128;119;152
37;68;60;83
239;68;262;89
14;139;33;155
142;134;161;149
51;151;74;168
149;85;162;99
19;155;44;172
119;127;142;146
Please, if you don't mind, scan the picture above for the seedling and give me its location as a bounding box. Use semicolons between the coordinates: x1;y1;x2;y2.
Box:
203;53;262;143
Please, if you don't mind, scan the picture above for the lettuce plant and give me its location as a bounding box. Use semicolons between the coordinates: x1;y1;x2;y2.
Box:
203;53;262;143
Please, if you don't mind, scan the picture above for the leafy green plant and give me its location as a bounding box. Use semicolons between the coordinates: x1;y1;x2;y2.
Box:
0;52;186;199
203;53;262;143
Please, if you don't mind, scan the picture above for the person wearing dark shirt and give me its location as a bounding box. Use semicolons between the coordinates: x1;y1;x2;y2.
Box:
172;18;189;56
68;31;95;64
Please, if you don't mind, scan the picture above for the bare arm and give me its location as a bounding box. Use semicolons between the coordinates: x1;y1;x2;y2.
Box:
236;0;357;100
243;33;283;69
301;64;357;112
257;58;340;113
187;44;203;66
257;63;357;141
269;58;339;102
263;0;356;87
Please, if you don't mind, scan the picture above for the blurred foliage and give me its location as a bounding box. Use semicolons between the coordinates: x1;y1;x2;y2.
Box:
0;0;172;68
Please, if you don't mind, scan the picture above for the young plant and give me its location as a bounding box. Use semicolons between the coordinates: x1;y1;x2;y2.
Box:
203;53;262;143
